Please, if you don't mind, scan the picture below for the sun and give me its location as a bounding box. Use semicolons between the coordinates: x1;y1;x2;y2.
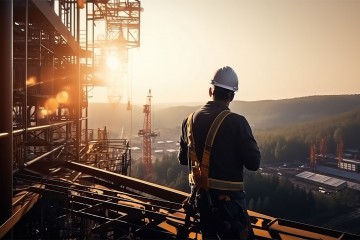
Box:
106;55;121;71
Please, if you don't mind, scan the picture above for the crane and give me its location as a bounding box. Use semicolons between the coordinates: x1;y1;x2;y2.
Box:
138;89;159;177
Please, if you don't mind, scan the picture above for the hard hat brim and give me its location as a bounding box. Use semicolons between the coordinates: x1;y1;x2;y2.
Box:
210;81;238;92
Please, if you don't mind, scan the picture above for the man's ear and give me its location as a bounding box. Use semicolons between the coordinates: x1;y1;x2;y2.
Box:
209;87;213;97
229;92;234;102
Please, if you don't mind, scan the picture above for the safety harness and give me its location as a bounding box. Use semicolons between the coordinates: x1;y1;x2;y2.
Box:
177;110;246;239
186;110;244;191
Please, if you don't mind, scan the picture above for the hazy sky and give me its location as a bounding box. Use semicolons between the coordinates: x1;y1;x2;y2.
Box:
91;0;360;105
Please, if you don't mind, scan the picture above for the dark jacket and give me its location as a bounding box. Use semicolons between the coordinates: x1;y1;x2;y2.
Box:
178;101;260;183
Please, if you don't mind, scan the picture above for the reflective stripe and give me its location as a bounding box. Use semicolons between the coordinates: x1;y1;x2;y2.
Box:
208;178;244;191
188;173;195;185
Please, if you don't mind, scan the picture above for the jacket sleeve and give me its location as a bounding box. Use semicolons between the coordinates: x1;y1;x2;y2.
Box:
177;118;189;165
241;117;261;171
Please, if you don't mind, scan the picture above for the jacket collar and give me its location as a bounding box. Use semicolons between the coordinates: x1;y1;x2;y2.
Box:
203;101;230;110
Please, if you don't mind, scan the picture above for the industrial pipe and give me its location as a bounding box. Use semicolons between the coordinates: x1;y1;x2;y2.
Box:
24;145;66;167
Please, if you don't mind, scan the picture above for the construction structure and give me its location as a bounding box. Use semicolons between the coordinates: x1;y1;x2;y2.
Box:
337;134;344;163
310;136;329;171
309;134;360;173
0;1;359;239
138;89;159;177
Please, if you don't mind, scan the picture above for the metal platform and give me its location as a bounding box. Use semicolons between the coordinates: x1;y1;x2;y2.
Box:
2;158;359;239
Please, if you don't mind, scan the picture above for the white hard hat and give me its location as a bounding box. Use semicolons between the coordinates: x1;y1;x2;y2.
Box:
210;66;238;91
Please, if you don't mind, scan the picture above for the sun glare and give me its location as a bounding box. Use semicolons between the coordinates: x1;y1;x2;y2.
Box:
56;91;69;104
106;55;120;71
45;98;59;114
40;108;48;118
26;76;36;86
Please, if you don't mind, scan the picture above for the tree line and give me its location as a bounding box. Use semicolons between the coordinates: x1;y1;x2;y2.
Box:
244;172;359;224
254;109;360;164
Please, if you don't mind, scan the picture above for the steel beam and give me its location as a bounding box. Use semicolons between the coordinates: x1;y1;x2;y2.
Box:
30;0;79;55
14;121;73;133
63;161;189;203
0;0;13;230
24;144;65;167
0;133;10;139
0;193;40;239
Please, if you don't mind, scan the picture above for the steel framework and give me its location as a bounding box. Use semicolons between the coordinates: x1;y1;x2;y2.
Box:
1;0;139;236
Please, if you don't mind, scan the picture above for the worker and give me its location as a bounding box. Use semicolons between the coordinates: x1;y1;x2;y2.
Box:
177;66;261;239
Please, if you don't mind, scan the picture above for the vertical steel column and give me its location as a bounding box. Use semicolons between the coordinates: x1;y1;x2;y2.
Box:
85;3;89;159
76;4;81;162
22;0;29;169
0;0;13;226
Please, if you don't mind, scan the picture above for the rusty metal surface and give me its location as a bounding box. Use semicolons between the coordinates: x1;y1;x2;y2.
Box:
0;191;40;239
3;160;358;239
63;161;189;203
8;167;192;239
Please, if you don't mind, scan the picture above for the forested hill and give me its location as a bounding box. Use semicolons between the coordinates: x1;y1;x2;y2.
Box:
154;94;360;129
88;94;360;132
255;108;360;163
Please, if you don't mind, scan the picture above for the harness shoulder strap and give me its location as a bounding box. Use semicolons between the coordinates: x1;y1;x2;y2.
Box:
187;110;231;190
186;112;201;187
201;110;231;190
186;112;199;164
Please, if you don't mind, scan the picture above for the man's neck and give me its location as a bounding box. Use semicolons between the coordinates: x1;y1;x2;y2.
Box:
213;99;230;107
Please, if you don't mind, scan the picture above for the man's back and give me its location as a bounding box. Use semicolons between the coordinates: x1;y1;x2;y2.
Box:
177;66;261;239
179;101;260;182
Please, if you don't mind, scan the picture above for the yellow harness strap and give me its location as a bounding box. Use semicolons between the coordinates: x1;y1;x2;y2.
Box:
186;110;232;190
186;112;201;186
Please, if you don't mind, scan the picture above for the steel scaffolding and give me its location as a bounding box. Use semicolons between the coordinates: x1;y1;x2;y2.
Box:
1;0;140;235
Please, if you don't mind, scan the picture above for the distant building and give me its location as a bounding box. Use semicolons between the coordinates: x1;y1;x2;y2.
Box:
338;148;360;173
338;158;360;172
314;148;360;173
296;171;347;191
344;148;360;160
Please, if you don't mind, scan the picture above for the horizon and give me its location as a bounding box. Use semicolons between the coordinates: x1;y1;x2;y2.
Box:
89;93;360;107
88;93;360;138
